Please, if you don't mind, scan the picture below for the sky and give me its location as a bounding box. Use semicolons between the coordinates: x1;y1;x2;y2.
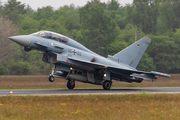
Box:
1;0;133;10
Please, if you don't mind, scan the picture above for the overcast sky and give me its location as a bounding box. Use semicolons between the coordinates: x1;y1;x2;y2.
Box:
1;0;133;10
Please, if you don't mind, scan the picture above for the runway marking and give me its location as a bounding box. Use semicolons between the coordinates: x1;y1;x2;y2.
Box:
0;87;180;96
1;92;180;96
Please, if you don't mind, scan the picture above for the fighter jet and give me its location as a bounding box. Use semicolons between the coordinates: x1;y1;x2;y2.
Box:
9;31;170;90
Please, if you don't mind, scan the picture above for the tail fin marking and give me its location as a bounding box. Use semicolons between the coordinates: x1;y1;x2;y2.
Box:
113;37;151;68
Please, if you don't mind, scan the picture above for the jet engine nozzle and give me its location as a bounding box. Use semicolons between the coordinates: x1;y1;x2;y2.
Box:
9;35;31;47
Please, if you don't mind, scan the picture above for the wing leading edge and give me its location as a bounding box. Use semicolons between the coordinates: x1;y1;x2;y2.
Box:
68;57;107;69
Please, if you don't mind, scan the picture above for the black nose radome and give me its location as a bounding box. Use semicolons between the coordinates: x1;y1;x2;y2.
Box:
9;35;31;47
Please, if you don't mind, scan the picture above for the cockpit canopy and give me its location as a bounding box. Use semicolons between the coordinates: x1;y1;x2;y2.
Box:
31;31;68;43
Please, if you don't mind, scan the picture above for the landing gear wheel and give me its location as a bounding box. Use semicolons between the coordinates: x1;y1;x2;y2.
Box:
103;81;111;90
67;80;75;89
49;76;55;82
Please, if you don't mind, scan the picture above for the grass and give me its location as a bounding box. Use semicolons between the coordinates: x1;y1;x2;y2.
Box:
0;93;180;120
0;74;178;89
0;75;178;120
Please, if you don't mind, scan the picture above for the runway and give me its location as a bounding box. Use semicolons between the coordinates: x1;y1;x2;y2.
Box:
0;87;180;96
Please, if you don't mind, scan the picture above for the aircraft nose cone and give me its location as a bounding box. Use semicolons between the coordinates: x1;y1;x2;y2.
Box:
9;35;31;47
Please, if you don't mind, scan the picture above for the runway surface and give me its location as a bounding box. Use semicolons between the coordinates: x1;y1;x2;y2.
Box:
0;87;180;96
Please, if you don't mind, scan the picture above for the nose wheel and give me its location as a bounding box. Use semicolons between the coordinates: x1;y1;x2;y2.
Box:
49;64;55;82
67;79;75;89
49;76;55;82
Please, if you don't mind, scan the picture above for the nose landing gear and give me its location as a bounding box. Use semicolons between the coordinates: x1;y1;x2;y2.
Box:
49;64;55;82
49;76;55;82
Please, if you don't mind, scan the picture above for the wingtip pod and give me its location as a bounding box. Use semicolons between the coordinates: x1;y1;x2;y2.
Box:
141;36;151;43
151;71;171;78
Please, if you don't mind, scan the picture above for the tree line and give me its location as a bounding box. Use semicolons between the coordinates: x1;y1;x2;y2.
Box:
0;0;180;75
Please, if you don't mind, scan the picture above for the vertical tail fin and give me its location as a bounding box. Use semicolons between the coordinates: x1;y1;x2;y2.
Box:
113;37;151;68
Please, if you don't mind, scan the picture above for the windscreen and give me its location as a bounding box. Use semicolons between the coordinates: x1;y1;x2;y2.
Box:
31;31;68;43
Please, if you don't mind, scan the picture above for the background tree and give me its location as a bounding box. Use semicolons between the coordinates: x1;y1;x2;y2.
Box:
160;0;180;32
137;53;156;71
147;34;180;73
1;0;180;74
106;0;120;10
0;0;2;15
0;16;19;69
114;5;127;30
0;65;8;75
33;6;54;21
11;62;30;75
127;0;159;34
80;0;119;56
2;0;26;23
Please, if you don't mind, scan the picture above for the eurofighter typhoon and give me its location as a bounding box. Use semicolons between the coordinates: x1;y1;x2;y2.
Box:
9;31;170;90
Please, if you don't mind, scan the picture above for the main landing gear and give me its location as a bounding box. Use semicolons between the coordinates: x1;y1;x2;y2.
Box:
102;69;112;90
102;80;112;90
49;64;55;82
67;79;75;89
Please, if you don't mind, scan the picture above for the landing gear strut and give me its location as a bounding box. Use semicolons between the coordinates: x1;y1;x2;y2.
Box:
102;69;112;90
67;79;75;89
103;81;112;90
49;64;55;82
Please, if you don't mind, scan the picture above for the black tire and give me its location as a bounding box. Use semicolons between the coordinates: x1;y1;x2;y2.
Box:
103;81;111;90
67;80;75;89
49;76;55;82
